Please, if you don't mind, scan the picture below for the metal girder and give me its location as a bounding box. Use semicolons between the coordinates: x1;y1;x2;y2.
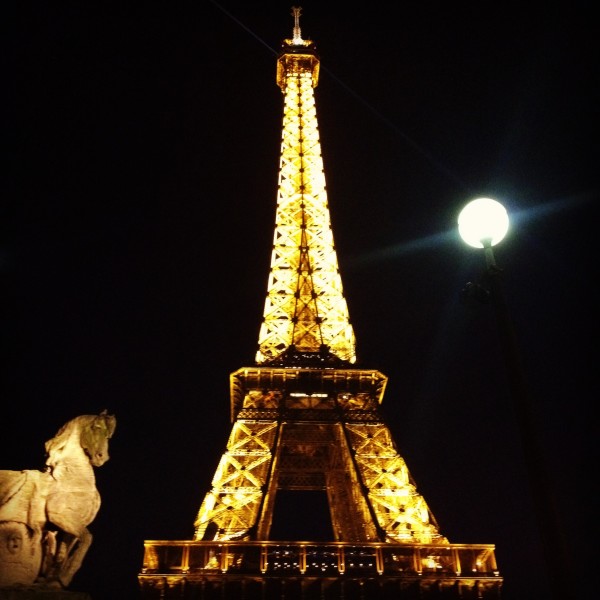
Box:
193;421;278;541
256;51;356;365
344;423;447;544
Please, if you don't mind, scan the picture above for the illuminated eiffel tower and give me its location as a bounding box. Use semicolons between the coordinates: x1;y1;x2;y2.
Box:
139;8;502;599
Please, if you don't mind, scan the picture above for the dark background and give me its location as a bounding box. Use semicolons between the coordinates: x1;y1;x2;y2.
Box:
7;2;594;599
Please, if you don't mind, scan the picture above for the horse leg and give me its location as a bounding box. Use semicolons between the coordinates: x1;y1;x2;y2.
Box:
55;528;92;588
36;529;59;585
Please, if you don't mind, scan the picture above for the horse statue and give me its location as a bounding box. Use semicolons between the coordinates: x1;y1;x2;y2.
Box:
0;410;116;589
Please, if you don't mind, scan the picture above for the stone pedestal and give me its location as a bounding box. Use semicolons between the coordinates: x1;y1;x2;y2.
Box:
0;589;92;600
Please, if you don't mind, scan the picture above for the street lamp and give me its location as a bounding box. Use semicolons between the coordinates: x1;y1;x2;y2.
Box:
458;198;574;600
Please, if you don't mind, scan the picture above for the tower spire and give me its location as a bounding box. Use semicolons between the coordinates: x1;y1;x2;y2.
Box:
256;10;355;367
291;6;303;44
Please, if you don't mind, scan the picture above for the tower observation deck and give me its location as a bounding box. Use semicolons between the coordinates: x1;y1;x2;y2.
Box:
139;8;502;599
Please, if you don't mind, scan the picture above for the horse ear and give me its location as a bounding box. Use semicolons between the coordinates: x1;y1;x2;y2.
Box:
107;415;116;437
99;411;117;437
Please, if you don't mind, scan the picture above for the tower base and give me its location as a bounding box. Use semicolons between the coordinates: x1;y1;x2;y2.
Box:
139;540;502;599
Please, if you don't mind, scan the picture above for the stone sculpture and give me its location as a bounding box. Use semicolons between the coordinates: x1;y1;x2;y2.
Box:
0;411;116;589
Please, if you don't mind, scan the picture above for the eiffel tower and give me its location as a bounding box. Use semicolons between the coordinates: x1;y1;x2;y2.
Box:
139;8;502;599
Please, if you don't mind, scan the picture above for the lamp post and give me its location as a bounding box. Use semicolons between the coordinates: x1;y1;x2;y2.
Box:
458;198;573;600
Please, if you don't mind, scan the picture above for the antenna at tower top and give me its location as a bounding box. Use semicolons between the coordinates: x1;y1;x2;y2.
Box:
291;6;303;44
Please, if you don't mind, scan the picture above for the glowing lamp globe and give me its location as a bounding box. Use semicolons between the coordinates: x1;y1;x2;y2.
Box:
458;198;509;248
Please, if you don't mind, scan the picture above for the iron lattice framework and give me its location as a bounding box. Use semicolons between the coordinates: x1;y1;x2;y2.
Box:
255;32;356;366
139;8;502;599
192;367;446;545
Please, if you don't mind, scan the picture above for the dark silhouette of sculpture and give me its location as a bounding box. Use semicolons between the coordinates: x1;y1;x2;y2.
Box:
0;411;116;588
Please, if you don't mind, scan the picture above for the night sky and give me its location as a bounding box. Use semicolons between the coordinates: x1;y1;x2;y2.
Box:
7;2;594;599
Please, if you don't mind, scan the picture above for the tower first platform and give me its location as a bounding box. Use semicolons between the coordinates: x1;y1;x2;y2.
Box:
139;8;502;599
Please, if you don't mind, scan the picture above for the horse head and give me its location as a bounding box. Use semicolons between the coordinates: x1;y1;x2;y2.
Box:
45;410;116;469
80;410;116;467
